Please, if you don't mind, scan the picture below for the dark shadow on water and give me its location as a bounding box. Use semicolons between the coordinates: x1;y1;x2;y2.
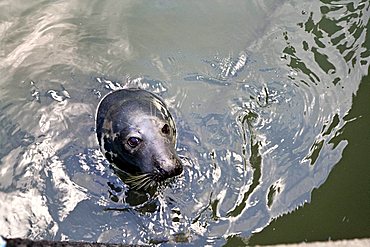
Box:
247;70;370;246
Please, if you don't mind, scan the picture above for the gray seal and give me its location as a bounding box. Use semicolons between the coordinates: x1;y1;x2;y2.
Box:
96;88;183;190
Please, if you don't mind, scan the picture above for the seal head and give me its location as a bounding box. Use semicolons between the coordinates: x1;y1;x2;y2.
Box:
96;88;183;189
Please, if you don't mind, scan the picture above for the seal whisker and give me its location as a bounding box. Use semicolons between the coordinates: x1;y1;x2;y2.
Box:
143;177;155;190
127;174;154;190
143;175;158;190
127;177;146;187
148;180;157;189
135;176;152;190
130;180;144;190
125;173;148;182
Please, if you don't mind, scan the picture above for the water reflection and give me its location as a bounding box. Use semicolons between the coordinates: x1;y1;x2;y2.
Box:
0;0;369;245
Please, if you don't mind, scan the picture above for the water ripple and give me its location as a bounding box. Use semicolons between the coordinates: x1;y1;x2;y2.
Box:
0;0;369;245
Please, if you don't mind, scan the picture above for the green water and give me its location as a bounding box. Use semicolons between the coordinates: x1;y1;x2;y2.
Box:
249;72;370;246
248;12;370;246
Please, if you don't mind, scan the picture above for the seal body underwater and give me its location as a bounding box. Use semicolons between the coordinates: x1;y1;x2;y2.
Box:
96;88;183;189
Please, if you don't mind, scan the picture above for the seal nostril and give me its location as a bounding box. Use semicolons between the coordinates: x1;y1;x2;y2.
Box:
161;124;170;135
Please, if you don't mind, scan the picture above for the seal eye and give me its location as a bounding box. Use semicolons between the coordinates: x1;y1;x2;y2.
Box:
162;124;170;135
127;137;141;148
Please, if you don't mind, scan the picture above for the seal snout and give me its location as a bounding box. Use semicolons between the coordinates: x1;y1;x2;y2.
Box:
167;157;183;177
154;156;183;180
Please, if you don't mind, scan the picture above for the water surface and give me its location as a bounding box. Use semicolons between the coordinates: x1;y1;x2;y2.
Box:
0;0;369;245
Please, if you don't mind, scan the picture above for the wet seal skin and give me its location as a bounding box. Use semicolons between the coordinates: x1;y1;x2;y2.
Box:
96;88;183;191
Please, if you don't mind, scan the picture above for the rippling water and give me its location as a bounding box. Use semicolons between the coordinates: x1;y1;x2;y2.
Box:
0;0;369;245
